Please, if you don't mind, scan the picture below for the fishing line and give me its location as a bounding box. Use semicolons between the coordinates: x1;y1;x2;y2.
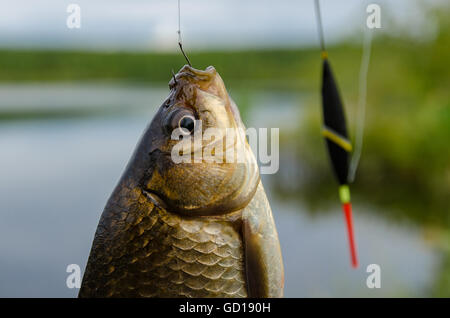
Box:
177;0;192;66
348;25;372;183
314;0;326;55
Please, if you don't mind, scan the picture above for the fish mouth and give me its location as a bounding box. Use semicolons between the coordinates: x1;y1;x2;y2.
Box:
169;65;217;90
146;142;260;217
143;166;259;217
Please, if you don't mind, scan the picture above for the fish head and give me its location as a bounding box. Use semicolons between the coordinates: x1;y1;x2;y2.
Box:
133;65;259;216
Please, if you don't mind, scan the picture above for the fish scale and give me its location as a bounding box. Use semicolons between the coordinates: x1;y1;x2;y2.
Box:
79;186;248;298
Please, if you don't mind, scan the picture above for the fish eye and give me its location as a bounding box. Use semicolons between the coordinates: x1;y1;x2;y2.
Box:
178;115;195;135
164;108;196;135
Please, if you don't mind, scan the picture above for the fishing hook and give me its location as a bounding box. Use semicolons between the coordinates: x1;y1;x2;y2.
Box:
171;69;178;84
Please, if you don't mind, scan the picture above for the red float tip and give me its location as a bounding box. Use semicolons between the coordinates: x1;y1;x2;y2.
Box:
342;202;358;268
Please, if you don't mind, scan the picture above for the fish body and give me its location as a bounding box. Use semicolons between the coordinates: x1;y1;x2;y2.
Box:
79;66;284;297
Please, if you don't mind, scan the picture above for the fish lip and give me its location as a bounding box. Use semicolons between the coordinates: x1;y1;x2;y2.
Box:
178;65;216;77
143;190;247;222
169;65;217;89
146;147;260;217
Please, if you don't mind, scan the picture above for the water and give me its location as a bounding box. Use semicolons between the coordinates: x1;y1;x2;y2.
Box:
0;84;439;297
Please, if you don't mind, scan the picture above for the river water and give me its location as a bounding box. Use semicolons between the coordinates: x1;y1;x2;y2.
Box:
0;84;439;297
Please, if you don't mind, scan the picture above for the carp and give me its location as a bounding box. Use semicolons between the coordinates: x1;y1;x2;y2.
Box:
79;65;284;297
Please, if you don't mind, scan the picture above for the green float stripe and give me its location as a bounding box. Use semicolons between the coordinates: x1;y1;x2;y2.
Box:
339;184;351;204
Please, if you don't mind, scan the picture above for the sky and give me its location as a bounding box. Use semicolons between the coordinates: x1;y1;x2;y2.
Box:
0;0;443;51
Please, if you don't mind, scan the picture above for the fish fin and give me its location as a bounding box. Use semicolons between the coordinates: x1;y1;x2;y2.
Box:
242;182;284;297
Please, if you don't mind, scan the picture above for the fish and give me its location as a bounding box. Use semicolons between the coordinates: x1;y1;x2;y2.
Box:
78;65;284;298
